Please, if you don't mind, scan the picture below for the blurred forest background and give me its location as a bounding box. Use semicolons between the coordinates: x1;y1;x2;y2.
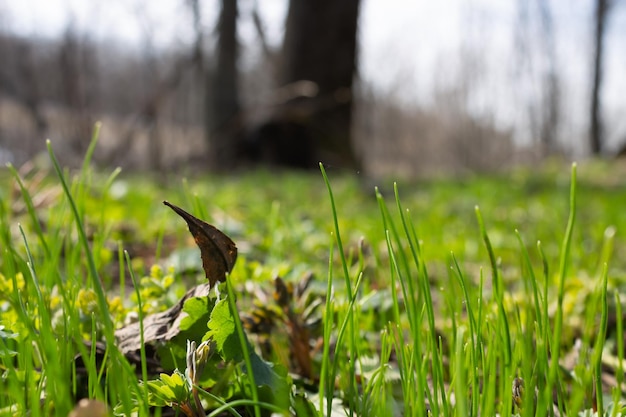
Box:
0;0;625;178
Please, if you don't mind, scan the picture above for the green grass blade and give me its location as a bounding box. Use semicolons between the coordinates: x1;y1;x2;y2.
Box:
475;206;515;415
18;224;74;415
320;163;359;416
126;250;150;412
46;139;114;337
514;229;543;334
549;163;577;391
6;163;50;258
319;240;335;415
593;262;609;416
46;138;138;411
328;271;363;414
319;164;352;299
376;188;429;415
454;326;468;417
612;290;624;417
225;275;261;417
80;122;101;179
450;253;480;416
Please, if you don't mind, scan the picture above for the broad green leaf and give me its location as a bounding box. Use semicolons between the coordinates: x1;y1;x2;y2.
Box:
180;296;214;331
207;297;242;362
245;351;290;408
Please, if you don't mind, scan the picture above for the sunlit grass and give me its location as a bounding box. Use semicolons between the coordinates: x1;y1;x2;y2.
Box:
1;132;625;416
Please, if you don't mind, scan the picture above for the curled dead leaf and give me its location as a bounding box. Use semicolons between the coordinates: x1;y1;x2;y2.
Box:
164;201;237;288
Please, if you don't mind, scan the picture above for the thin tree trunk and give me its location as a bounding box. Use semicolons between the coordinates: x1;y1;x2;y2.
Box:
590;0;610;155
538;0;560;153
207;0;240;169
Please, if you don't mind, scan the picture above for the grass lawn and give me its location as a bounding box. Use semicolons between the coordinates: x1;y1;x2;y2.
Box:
1;134;626;416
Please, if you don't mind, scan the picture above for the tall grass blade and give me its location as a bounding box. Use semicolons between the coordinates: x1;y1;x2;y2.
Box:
18;224;73;414
45;138;137;411
376;187;430;416
6;164;50;258
319;240;335;415
450;253;480;416
612;290;624;417
593;262;609;416
475;206;512;414
549;163;577;394
514;230;543;334
126;250;150;412
320;163;358;416
46;139;113;336
225;275;261;417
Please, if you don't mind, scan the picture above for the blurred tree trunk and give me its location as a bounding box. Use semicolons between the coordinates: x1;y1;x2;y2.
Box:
207;0;241;170
271;0;361;169
16;43;48;136
538;0;560;153
514;0;561;155
590;0;611;155
58;26;97;155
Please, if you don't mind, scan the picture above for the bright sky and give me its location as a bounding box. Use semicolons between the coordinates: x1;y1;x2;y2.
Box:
2;0;626;152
